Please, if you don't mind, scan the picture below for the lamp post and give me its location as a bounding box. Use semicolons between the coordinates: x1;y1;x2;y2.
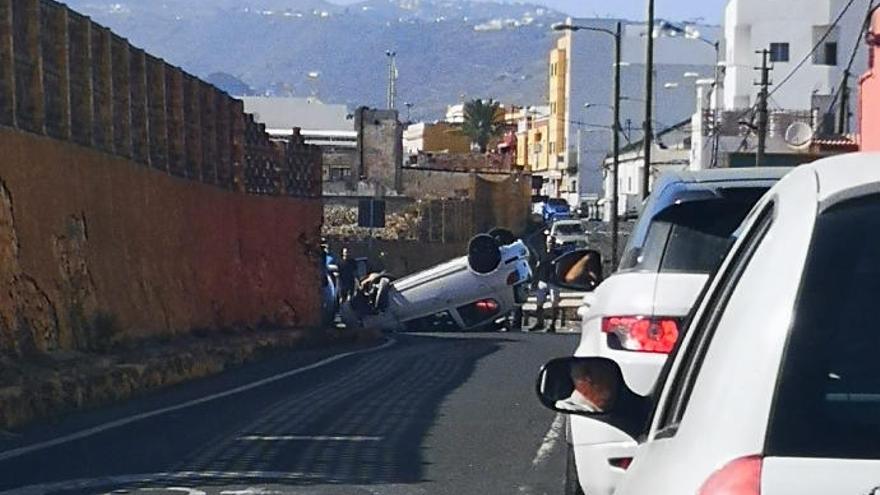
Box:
654;20;721;167
553;21;622;265
385;50;397;110
643;0;654;200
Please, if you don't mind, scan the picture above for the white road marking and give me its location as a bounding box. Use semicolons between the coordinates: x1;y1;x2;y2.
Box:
238;435;382;442
219;489;280;495
0;337;397;463
142;488;206;495
531;413;565;467
0;471;322;495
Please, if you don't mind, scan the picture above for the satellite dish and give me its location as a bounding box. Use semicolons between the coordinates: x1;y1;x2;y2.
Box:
784;121;814;149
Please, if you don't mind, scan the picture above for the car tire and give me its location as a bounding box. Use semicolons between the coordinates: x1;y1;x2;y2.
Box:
565;445;586;495
467;234;502;274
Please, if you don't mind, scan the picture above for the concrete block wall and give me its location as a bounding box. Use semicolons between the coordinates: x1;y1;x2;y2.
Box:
0;0;321;198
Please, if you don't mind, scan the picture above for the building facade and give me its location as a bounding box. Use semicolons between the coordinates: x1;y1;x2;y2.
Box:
241;97;358;185
514;106;550;173
859;7;880;150
723;0;871;112
403;122;472;159
552;18;716;205
355;107;404;194
603;121;693;220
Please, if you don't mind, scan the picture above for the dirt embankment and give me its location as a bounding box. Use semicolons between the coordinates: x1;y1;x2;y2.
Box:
0;327;382;431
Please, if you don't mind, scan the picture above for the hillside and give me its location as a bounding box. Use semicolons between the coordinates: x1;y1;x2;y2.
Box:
64;0;566;120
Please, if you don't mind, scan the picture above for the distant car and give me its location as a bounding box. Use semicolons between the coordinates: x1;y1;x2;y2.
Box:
575;199;597;219
542;198;571;223
341;230;532;332
548;219;588;253
544;167;792;495
537;152;880;495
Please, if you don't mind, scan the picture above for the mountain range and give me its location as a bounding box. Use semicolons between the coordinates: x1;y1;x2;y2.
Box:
64;0;569;120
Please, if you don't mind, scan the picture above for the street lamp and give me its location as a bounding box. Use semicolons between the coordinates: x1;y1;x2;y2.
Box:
654;19;722;167
553;20;623;265
404;101;414;122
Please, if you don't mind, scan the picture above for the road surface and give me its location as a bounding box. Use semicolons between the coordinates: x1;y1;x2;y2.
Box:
0;332;578;495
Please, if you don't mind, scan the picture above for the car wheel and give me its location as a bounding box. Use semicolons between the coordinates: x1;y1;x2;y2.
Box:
565;445;586;495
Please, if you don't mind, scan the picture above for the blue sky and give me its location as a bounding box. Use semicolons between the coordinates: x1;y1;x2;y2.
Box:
533;0;727;23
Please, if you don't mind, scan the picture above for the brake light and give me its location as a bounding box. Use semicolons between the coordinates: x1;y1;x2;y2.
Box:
475;299;499;313
698;456;762;495
609;457;633;470
602;316;680;354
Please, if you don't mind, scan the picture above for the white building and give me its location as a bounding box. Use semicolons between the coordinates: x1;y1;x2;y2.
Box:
689;0;868;171
603;120;692;220
445;103;465;124
241;97;358;184
558;18;717;203
723;0;871;112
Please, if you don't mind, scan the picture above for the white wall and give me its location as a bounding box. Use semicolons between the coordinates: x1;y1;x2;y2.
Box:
723;0;870;111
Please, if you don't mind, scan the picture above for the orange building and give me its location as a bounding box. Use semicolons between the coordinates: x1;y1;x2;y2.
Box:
860;7;880;151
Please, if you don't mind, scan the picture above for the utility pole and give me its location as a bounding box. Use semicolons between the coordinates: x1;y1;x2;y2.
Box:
710;41;721;168
837;70;850;134
754;49;771;167
611;21;622;266
385;50;397;110
641;0;655;199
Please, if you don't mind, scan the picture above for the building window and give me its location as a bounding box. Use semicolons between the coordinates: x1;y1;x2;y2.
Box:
822;42;838;66
769;42;790;63
549;142;555;154
627;176;632;191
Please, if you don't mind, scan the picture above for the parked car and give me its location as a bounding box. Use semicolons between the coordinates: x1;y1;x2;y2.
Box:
340;230;532;332
548;219;588;253
537;153;880;495
543;198;571;223
576;199;599;219
548;167;791;495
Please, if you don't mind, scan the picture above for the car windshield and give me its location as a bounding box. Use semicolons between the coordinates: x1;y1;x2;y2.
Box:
618;187;769;274
768;194;880;460
554;223;585;236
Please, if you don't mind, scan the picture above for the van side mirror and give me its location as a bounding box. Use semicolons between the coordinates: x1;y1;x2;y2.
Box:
552;249;603;291
536;357;651;439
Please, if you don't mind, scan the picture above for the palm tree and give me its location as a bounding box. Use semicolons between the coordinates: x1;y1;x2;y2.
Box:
460;99;503;153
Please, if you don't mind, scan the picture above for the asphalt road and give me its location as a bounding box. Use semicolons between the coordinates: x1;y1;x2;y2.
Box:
0;331;578;495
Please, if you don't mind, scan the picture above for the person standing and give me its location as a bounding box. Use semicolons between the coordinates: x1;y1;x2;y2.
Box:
532;234;562;333
337;247;358;303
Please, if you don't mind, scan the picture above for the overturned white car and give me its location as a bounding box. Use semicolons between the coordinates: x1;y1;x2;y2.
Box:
341;230;533;332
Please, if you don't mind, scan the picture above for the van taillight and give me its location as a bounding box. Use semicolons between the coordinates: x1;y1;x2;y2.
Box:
601;316;680;354
698;456;762;495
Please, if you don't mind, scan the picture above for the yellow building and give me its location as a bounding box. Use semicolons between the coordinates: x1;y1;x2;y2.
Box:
514;107;550;173
519;29;574;197
548;33;569;173
403;122;472;157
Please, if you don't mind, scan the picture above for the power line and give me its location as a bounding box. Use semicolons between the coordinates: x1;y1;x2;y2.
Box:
719;0;861;135
827;0;876;132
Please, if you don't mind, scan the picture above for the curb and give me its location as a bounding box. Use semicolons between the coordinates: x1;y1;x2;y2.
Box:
0;327;383;431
